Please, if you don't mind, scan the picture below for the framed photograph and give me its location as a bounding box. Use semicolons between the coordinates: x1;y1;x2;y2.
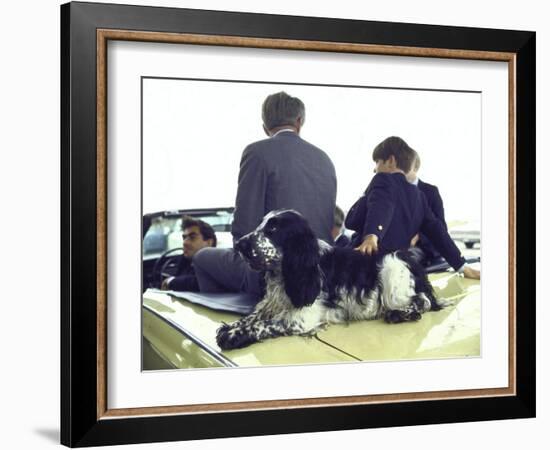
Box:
61;1;535;447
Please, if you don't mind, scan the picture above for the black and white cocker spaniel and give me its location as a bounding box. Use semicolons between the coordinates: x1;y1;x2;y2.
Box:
216;210;446;350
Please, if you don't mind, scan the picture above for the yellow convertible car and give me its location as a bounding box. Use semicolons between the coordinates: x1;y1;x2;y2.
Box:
142;208;480;370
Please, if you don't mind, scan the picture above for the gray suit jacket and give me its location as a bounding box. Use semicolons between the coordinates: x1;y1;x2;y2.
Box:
232;131;337;243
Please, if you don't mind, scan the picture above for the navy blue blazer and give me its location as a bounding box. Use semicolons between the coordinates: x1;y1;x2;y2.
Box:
334;233;351;248
418;179;445;223
345;173;465;270
417;179;445;262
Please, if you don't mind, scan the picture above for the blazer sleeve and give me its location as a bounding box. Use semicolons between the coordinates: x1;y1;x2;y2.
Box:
167;259;199;291
420;201;465;271
344;194;367;231
362;175;395;241
345;174;393;243
231;146;268;241
167;274;200;292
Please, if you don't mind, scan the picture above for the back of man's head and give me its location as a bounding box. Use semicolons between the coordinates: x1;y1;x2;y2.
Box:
372;136;416;173
262;92;305;131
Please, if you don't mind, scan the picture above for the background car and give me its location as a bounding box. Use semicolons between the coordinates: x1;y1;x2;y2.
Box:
449;221;481;249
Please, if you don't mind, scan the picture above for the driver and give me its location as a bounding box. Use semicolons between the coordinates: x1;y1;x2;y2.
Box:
160;216;217;291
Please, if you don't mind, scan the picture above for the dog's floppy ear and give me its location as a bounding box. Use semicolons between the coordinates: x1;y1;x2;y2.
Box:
281;231;321;308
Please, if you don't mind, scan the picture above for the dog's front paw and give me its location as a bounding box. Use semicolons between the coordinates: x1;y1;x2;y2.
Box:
384;309;422;324
215;323;233;349
216;322;258;350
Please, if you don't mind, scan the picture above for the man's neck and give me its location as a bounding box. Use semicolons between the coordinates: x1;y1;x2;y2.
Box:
269;126;298;137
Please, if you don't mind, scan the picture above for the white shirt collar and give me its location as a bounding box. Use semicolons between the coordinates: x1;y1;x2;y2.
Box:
409;177;419;186
271;128;296;138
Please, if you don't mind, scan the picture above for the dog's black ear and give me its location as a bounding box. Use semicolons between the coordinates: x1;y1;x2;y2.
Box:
281;232;321;308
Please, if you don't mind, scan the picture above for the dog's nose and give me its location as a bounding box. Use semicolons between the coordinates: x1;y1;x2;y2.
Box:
235;236;252;256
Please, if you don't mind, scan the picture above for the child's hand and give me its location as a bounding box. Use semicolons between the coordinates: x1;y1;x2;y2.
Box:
462;266;480;280
355;234;379;255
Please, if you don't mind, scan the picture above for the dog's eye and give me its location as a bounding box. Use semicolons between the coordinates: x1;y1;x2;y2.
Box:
265;222;278;233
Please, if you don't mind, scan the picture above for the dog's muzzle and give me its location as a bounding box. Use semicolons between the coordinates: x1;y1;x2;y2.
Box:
235;231;281;271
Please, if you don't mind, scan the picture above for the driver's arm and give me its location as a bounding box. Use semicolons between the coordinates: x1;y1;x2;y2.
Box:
160;277;174;290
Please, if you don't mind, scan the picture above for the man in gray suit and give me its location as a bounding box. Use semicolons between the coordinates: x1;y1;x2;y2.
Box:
193;91;337;298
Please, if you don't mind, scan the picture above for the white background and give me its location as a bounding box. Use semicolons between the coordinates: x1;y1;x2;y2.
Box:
0;0;546;449
142;75;482;222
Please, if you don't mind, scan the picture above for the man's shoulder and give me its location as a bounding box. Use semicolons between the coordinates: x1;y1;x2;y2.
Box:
248;133;316;151
247;134;334;167
243;135;294;157
240;138;273;164
244;137;272;153
300;137;334;162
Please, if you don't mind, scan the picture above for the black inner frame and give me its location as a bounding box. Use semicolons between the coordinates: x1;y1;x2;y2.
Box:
61;2;535;447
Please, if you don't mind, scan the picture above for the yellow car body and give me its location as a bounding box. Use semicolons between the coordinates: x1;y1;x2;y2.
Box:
142;269;480;370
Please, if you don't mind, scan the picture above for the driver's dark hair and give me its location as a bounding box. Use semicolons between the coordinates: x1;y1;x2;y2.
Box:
372;136;416;172
262;91;305;131
181;216;217;247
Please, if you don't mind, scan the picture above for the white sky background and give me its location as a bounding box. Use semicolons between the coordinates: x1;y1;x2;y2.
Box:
143;79;481;224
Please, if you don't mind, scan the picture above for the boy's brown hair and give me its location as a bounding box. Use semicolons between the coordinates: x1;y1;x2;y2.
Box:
372;136;416;172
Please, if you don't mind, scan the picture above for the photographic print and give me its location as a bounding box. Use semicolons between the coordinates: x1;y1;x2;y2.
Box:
141;76;482;370
106;35;509;411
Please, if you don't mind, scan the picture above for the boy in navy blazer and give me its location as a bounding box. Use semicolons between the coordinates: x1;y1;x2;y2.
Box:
345;136;479;279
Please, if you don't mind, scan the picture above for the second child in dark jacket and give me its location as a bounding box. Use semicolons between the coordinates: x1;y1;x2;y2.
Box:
345;136;476;277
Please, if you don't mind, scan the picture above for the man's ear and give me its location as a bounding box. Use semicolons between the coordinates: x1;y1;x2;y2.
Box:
295;116;304;133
